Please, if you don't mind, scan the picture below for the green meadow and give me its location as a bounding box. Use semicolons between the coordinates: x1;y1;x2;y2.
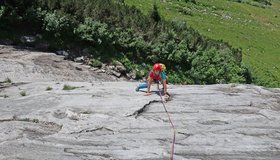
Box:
124;0;280;87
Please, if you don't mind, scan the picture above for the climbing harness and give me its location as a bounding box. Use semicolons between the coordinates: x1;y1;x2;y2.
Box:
157;83;175;160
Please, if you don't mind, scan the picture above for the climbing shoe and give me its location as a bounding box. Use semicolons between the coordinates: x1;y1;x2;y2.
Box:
135;86;140;92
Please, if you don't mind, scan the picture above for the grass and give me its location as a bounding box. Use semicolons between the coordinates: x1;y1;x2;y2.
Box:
46;86;53;91
63;84;79;90
124;0;280;87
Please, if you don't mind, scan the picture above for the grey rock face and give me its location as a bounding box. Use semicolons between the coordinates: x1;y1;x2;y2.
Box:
127;70;137;79
74;56;85;63
0;45;280;160
56;50;69;57
0;45;114;82
0;82;279;160
114;61;126;73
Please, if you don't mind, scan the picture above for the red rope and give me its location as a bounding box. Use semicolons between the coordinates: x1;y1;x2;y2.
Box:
157;84;176;160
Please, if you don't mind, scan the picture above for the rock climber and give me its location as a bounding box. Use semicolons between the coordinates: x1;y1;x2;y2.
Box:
136;63;169;97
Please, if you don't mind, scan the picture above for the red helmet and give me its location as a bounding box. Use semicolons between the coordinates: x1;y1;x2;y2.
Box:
153;63;161;70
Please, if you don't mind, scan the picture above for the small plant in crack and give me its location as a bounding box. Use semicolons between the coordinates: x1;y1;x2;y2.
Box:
80;111;92;114
12;115;17;120
20;91;27;96
32;119;39;123
19;117;31;122
17;117;39;123
63;85;79;90
0;95;9;98
46;86;53;91
4;77;12;83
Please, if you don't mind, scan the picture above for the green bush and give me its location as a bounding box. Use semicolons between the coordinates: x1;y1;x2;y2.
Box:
74;18;111;44
254;0;271;5
89;59;103;68
39;9;74;38
183;0;197;4
0;6;5;18
228;0;271;6
188;48;248;84
0;0;253;85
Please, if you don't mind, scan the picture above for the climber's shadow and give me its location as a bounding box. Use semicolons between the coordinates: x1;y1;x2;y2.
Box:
138;89;170;96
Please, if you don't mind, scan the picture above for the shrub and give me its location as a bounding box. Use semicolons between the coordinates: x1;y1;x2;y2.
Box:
74;18;111;44
39;10;75;39
0;0;254;85
89;59;103;68
188;48;248;84
0;6;5;19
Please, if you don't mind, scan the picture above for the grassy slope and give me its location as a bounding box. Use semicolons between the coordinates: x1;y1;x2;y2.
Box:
124;0;280;87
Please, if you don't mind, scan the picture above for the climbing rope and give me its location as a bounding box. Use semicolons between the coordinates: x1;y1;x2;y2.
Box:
157;83;176;160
